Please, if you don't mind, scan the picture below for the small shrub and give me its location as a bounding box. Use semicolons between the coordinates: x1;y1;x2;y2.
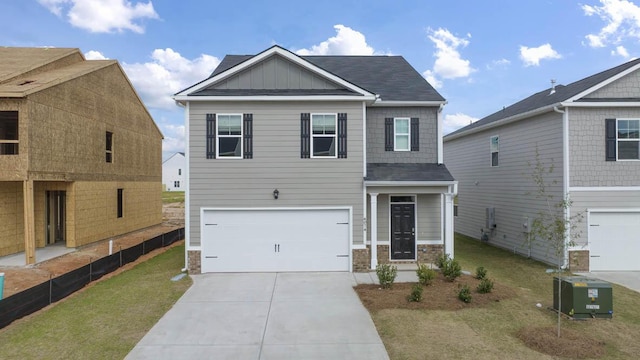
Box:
376;264;398;289
416;263;437;286
475;266;487;280
435;253;449;268
441;257;462;282
477;278;494;294
407;284;423;302
458;284;472;303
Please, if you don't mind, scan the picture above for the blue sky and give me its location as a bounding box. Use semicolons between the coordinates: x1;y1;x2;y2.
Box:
2;0;640;159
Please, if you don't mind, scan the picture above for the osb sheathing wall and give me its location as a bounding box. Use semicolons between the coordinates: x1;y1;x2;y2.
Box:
33;181;73;249
0;183;24;255
0;99;28;181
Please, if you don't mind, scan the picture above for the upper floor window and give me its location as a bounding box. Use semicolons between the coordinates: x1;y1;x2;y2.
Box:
106;131;113;163
490;135;499;167
394;118;410;151
0;111;19;155
178;169;182;175
617;119;639;160
217;114;243;158
311;113;337;158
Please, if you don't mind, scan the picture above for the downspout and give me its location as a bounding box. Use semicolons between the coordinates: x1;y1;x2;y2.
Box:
182;101;190;273
554;105;570;269
437;103;444;164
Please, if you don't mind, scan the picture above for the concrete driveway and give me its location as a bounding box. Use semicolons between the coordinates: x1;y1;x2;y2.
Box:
126;272;389;360
577;271;640;293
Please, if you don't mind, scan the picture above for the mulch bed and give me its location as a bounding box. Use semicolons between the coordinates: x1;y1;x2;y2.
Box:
516;326;606;359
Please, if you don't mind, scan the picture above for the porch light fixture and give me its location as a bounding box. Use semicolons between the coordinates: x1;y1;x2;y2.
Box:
273;189;279;200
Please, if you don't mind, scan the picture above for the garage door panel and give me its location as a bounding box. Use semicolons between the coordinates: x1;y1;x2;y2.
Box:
590;212;640;271
201;209;350;273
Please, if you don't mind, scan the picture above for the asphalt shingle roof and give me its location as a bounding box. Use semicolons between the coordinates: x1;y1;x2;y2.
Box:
365;163;455;182
445;57;640;138
206;48;445;102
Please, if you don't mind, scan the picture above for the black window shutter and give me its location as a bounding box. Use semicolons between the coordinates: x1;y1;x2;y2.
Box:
337;113;347;158
301;113;310;158
384;118;393;151
605;118;616;161
411;117;419;151
206;113;216;159
243;113;253;159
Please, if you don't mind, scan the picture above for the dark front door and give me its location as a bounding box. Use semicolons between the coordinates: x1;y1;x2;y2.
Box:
46;191;66;245
391;203;415;260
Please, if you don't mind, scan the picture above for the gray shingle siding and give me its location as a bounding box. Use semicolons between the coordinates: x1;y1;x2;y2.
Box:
585;69;640;99
366;107;438;163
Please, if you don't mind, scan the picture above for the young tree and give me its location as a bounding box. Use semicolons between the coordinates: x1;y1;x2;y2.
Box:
527;147;583;337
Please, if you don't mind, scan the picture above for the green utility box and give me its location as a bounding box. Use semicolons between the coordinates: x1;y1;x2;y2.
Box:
553;276;613;319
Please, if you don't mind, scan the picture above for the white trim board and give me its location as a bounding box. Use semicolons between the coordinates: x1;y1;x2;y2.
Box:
569;186;640;192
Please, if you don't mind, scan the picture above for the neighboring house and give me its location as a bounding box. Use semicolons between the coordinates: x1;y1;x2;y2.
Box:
162;152;185;191
444;58;640;272
173;45;457;274
0;47;163;263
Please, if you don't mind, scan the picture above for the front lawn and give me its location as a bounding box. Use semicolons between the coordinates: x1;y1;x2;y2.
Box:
0;245;192;359
162;191;185;204
359;234;640;359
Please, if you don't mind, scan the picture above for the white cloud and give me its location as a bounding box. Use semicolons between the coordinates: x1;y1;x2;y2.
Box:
38;0;159;34
84;50;108;60
444;113;479;134
121;48;220;110
486;58;511;70
422;28;474;88
612;45;630;57
583;0;640;48
519;44;561;66
296;24;375;55
161;123;185;153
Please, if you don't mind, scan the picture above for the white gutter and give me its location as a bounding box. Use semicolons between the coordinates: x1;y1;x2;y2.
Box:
554;105;570;270
364;180;458;187
370;100;447;107
560;101;640;107
173;95;376;102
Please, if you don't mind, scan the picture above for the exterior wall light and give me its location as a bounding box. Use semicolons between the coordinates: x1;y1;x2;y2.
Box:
273;189;279;199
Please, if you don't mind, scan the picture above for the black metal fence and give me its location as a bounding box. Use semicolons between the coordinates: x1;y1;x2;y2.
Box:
0;227;184;329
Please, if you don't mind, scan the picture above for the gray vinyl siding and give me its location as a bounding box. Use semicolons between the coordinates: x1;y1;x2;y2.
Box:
366;107;438;163
188;101;364;247
212;55;339;90
444;111;564;265
569;107;640;186
570;190;640;248
584;69;640;99
366;193;442;242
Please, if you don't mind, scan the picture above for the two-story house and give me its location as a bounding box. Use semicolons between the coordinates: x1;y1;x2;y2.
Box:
444;58;640;272
174;45;457;273
162;152;185;191
0;47;163;263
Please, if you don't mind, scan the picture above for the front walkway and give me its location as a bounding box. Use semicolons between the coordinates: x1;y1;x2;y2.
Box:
126;272;389;360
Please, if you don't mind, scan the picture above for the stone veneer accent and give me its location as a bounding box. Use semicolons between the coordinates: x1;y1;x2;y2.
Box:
188;250;201;274
352;244;444;272
352;248;371;272
568;250;589;272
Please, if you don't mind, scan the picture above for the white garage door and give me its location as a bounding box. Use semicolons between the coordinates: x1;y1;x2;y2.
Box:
589;211;640;271
201;208;350;273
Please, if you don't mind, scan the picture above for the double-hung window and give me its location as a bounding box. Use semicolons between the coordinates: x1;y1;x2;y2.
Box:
217;114;243;158
394;118;410;151
490;135;499;167
0;111;19;155
311;113;337;158
617;119;640;160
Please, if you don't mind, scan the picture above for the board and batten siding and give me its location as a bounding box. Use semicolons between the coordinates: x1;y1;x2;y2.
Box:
569;107;640;187
444;111;564;265
188;101;364;247
366;107;439;163
212;55;340;90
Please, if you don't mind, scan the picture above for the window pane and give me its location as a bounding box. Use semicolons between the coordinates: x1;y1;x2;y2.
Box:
0;111;18;140
395;135;409;150
313;137;335;157
490;136;499;152
492;152;499;166
0;143;18;155
312;114;336;135
218;115;241;135
618;141;639;159
395;119;409;134
629;120;640;139
219;137;241;157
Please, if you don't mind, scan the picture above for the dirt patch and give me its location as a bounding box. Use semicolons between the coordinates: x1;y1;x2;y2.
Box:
354;273;516;311
0;203;184;298
516;326;606;359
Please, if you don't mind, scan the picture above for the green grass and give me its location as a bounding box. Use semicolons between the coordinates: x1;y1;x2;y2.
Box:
162;191;184;204
372;233;640;359
0;245;192;359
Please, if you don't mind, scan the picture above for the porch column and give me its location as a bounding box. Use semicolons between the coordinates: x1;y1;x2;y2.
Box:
23;180;36;265
370;193;378;270
444;192;454;258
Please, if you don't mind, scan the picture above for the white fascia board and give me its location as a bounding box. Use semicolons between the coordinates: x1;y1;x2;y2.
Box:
364;180;458;187
443;104;558;142
564;63;640;102
561;101;640;107
173;94;375;102
174;46;374;98
371;100;447;107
